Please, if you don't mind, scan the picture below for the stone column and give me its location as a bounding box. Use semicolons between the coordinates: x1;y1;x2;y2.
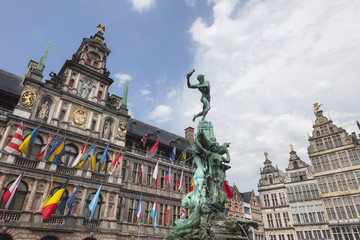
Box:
25;179;39;211
65;69;72;85
0;123;13;150
64;103;73;122
117;154;124;178
93;81;100;101
54;99;63;119
86;111;94;129
112;193;119;219
103;191;110;218
74;73;81;90
38;181;50;211
0;174;8;195
78;187;88;216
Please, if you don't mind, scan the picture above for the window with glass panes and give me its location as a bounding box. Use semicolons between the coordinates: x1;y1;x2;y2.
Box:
159;169;166;189
320;155;331;171
173;205;181;226
323;199;336;220
263;194;270;207
28;136;43;159
131;162;141;183
282;212;290;227
185;175;191;193
173;172;180;191
315;139;325;151
348;149;360;166
121;159;128;181
317;177;329;193
84;192;102;219
333;198;346;219
279;192;285;205
143;201;153;224
287;234;294;240
158;203;167;226
346;172;358;189
0;181;27;211
329;152;340;169
147;166;155;187
127;198;139;223
311;157;322;172
327;175;338;192
274;213;282;227
116;196;123;220
353;196;360;215
323;136;334;149
266;214;274;228
271;193;278;206
320;126;329;135
338;151;350;167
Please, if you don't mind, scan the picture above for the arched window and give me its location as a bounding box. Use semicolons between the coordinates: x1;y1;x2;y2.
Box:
83;192;103;219
0;181;28;211
69;79;75;88
268;176;273;184
97;91;102;99
28;136;43;159
40;236;59;240
63;144;78;167
48;187;69;215
0;234;13;240
95;152;110;172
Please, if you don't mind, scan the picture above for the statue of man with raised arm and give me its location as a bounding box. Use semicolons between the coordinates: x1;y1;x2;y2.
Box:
187;69;211;122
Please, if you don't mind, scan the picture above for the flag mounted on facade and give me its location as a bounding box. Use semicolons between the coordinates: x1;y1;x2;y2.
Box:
136;194;142;222
141;130;149;149
2;171;24;214
164;201;171;225
180;207;186;219
36;130;58;159
223;180;233;199
153;162;159;188
150;197;157;228
99;144;109;171
65;184;80;220
71;138;89;167
139;161;144;184
91;144;97;172
48;136;66;164
177;170;183;191
42;179;68;220
109;151;121;175
18;124;41;156
89;185;102;221
165;167;171;191
146;139;160;158
45;135;59;161
77;143;94;169
170;146;176;161
189;172;196;192
179;149;187;165
4;122;23;155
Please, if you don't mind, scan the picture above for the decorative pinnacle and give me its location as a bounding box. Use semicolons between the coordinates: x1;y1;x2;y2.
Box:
97;24;105;32
341;122;344;129
121;79;129;108
313;102;322;115
328;113;331;120
289;144;293;151
36;41;51;72
264;152;268;160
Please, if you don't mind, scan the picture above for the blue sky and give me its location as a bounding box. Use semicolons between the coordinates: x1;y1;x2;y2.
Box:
2;0;360;192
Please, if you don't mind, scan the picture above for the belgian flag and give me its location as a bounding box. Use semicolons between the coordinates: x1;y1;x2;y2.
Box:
42;180;68;219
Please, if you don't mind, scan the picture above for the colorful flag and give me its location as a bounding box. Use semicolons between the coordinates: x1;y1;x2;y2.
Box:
170;146;176;161
89;185;102;221
153;162;159;188
71;138;89;168
109;151;121;175
65;184;80;220
99;144;109;171
45;135;59;161
18;124;41;156
4;122;23;155
139;161;144;184
164;201;171;225
42;175;53;208
136;194;142;222
177;170;183;191
146;139;160;158
35;130;58;159
179;149;187;165
42;180;68;220
150;197;157;228
223;180;233;199
165;167;171;190
141;130;149;149
180;207;185;219
48;136;66;164
76;143;94;169
189;172;196;192
91;144;97;172
2;171;24;214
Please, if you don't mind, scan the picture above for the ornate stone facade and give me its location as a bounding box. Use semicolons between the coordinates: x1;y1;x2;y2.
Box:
0;30;194;240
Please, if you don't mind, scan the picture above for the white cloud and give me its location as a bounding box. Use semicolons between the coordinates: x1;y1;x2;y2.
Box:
129;0;156;13
149;105;173;124
185;0;197;7
114;73;132;86
169;0;360;192
167;89;177;98
140;89;151;96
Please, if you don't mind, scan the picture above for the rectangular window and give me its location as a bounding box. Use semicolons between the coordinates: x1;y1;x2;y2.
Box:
348;149;360;166
327;176;338;192
264;194;270;207
160;170;165;189
346;172;358;189
127;198;139;223
283;212;290;227
91;120;96;131
339;151;350;167
279;192;286;205
315;139;325;151
116;196;123;220
324;137;334;149
320;126;329;135
329;153;340;169
287;234;294;240
147;166;154;187
131;162;141;183
143;201;153;224
318;177;328;193
173;205;181;226
353;196;360;216
332;134;343;147
311;157;322;172
320;155;331;171
333;198;346;219
158;203;167;226
267;214;274;228
323;199;336;220
271;193;278;206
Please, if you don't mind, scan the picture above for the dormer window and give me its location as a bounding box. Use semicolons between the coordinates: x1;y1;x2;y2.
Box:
86;59;91;65
93;62;98;68
97;91;102;99
69;79;74;88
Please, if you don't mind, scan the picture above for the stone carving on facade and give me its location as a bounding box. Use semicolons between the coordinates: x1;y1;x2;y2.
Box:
38;101;49;121
70;106;88;127
117;120;127;140
81;80;93;99
19;87;37;109
103;121;111;139
48;72;64;89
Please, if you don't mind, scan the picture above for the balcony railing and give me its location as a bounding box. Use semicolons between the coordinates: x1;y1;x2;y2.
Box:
83;219;100;228
0;210;21;221
14;156;39;169
43;215;64;225
91;172;108;182
56;165;76;176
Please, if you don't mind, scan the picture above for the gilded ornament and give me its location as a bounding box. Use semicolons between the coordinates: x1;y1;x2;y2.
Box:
313;102;322;115
19;88;37;108
117;120;127;139
71;106;88;127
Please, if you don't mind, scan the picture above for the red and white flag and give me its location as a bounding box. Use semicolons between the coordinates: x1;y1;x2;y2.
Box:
153;162;159;188
2;171;24;214
35;130;58;159
109;151;122;175
146;139;160;158
164;200;171;225
223;180;233;199
71;138;89;168
177;170;183;191
141;130;149;149
139;161;144;183
4;122;23;155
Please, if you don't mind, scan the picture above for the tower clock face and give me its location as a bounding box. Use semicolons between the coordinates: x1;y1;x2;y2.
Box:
19;90;36;107
71;107;88;126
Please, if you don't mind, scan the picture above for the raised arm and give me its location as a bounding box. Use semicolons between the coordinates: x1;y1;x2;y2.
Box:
187;69;196;88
